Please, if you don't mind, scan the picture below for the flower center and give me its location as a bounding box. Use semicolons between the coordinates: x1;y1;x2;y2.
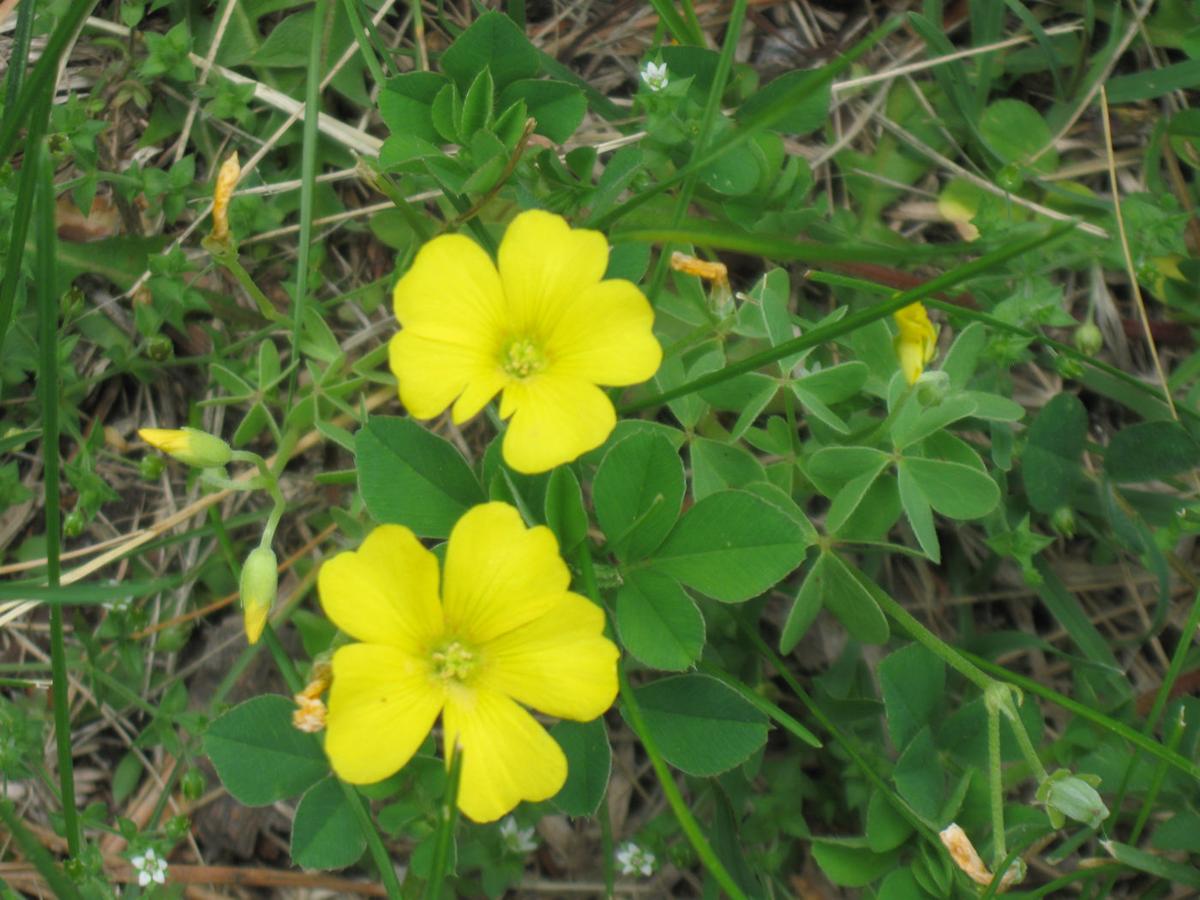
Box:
430;640;476;683
501;337;546;379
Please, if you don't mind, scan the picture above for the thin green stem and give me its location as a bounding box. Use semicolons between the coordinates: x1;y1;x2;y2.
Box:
340;0;387;86
345;781;404;900
426;744;463;900
987;702;1006;867
1129;705;1185;845
621;220;1076;414
573;544;747;900
1004;704;1049;782
203;238;284;322
965;651;1200;781
37;142;80;859
287;0;331;405
872;588;992;692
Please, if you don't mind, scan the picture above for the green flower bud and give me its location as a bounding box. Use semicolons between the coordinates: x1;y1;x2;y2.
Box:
180;768;206;801
915;370;951;406
138;428;232;469
1055;355;1085;380
146;335;174;362
1037;769;1108;829
63;509;86;538
240;545;278;645
166;814;190;840
1073;322;1103;356
1050;506;1076;538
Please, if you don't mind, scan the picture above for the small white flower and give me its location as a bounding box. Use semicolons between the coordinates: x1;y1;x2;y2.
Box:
615;841;656;877
641;61;669;92
131;847;167;887
499;815;538;855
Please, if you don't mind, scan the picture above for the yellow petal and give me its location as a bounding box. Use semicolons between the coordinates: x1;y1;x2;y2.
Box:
481;591;618;720
497;210;609;338
391;234;507;420
442;503;569;644
325;643;443;784
500;376;616;473
443;686;567;823
318;525;443;654
389;331;499;421
544;279;662;386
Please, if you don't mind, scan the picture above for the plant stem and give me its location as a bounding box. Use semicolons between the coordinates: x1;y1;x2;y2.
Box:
574;544;748;900
872;588;993;692
426;745;463;900
287;0;331;405
37;142;80;859
987;701;1007;867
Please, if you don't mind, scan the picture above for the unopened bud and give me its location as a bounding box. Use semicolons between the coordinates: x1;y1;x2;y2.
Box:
1037;769;1108;829
138;427;232;469
1050;506;1076;539
915;370;950;406
1073;322;1103;356
240;545;277;645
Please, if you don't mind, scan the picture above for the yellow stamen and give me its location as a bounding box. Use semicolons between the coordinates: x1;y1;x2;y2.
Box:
431;640;476;682
501;338;546;379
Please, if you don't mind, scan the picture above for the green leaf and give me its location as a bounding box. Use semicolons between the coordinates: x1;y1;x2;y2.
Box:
290;777;366;870
811;838;899;888
792;361;868;404
690;436;767;500
893;728;943;820
866;791;914;852
736;68;831;135
616;569;706;671
379;72;447;145
815;552;890;644
980;98;1058;172
879;643;945;750
901;457;999;519
544;466;587;553
630;674;768;777
498;79;586;143
826;458;891;533
355;416;485;538
779;556;822;653
897;464;939;562
1023;392;1087;513
941;321;987;389
1101;839;1200;888
594;432;684;561
648;490;811;602
805;446;890;496
891;394;977;449
440;12;540;91
1105;420;1200;483
203;695;327;806
550;719;611;817
459;67;495;138
878;869;932;900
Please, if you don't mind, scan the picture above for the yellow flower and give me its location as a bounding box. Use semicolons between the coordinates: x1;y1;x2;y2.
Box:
318;502;619;823
389;210;662;473
892;302;938;385
137;427;232;469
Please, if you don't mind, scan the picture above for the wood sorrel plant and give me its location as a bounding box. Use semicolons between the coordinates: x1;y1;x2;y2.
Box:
10;3;1200;898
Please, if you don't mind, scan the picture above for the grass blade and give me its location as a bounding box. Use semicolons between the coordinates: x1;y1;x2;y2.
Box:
35;141;80;858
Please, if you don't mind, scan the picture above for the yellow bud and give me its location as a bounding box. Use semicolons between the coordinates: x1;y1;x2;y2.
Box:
210;153;241;243
892;302;938;385
137;427;232;469
669;251;729;287
240;546;278;645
